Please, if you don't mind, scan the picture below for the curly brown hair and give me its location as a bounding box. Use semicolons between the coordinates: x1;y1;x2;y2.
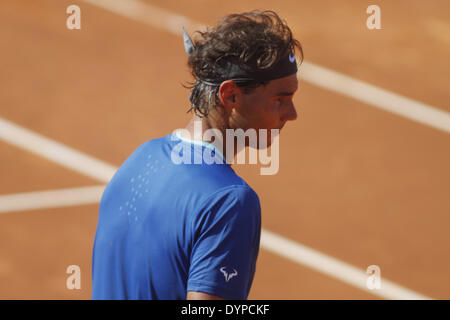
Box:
185;10;303;117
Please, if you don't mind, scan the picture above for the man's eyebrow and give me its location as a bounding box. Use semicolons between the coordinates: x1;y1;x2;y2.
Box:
275;90;296;96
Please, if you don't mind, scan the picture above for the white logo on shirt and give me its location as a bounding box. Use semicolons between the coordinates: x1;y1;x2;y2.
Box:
220;267;238;282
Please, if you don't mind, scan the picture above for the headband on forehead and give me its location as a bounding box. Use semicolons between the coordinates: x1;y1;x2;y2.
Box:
182;27;298;86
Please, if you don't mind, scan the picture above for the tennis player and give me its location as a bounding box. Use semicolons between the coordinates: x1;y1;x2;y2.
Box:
92;10;302;300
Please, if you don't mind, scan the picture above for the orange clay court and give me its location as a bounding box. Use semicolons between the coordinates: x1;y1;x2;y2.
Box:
0;0;449;299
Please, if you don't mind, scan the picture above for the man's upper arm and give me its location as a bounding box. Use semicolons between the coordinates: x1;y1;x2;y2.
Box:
187;186;261;300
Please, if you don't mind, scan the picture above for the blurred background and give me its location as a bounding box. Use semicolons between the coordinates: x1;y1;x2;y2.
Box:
0;0;449;299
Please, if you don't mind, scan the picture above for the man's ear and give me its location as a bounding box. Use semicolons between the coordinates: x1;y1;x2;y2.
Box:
218;80;240;111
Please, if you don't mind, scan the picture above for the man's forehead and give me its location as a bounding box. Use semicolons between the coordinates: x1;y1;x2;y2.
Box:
268;74;298;94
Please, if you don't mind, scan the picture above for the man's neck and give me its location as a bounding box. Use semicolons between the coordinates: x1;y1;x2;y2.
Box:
181;114;236;163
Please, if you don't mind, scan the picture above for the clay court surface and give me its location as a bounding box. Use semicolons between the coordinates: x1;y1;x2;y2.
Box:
0;0;449;299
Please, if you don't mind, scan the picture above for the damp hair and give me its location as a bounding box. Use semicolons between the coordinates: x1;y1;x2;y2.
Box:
184;10;303;117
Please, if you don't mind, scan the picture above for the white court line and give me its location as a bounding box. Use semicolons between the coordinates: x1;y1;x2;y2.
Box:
0;186;105;214
0;0;434;300
0;117;116;183
83;0;450;134
83;0;204;35
300;62;450;133
261;230;431;300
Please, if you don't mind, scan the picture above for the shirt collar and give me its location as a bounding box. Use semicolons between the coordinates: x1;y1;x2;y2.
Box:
174;130;225;163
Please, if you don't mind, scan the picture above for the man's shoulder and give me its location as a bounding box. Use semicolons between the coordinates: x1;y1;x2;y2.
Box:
206;184;260;205
195;184;261;220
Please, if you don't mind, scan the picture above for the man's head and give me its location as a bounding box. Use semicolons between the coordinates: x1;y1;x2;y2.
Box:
185;10;303;145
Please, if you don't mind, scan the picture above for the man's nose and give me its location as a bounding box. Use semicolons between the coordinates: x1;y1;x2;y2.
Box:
282;101;298;122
